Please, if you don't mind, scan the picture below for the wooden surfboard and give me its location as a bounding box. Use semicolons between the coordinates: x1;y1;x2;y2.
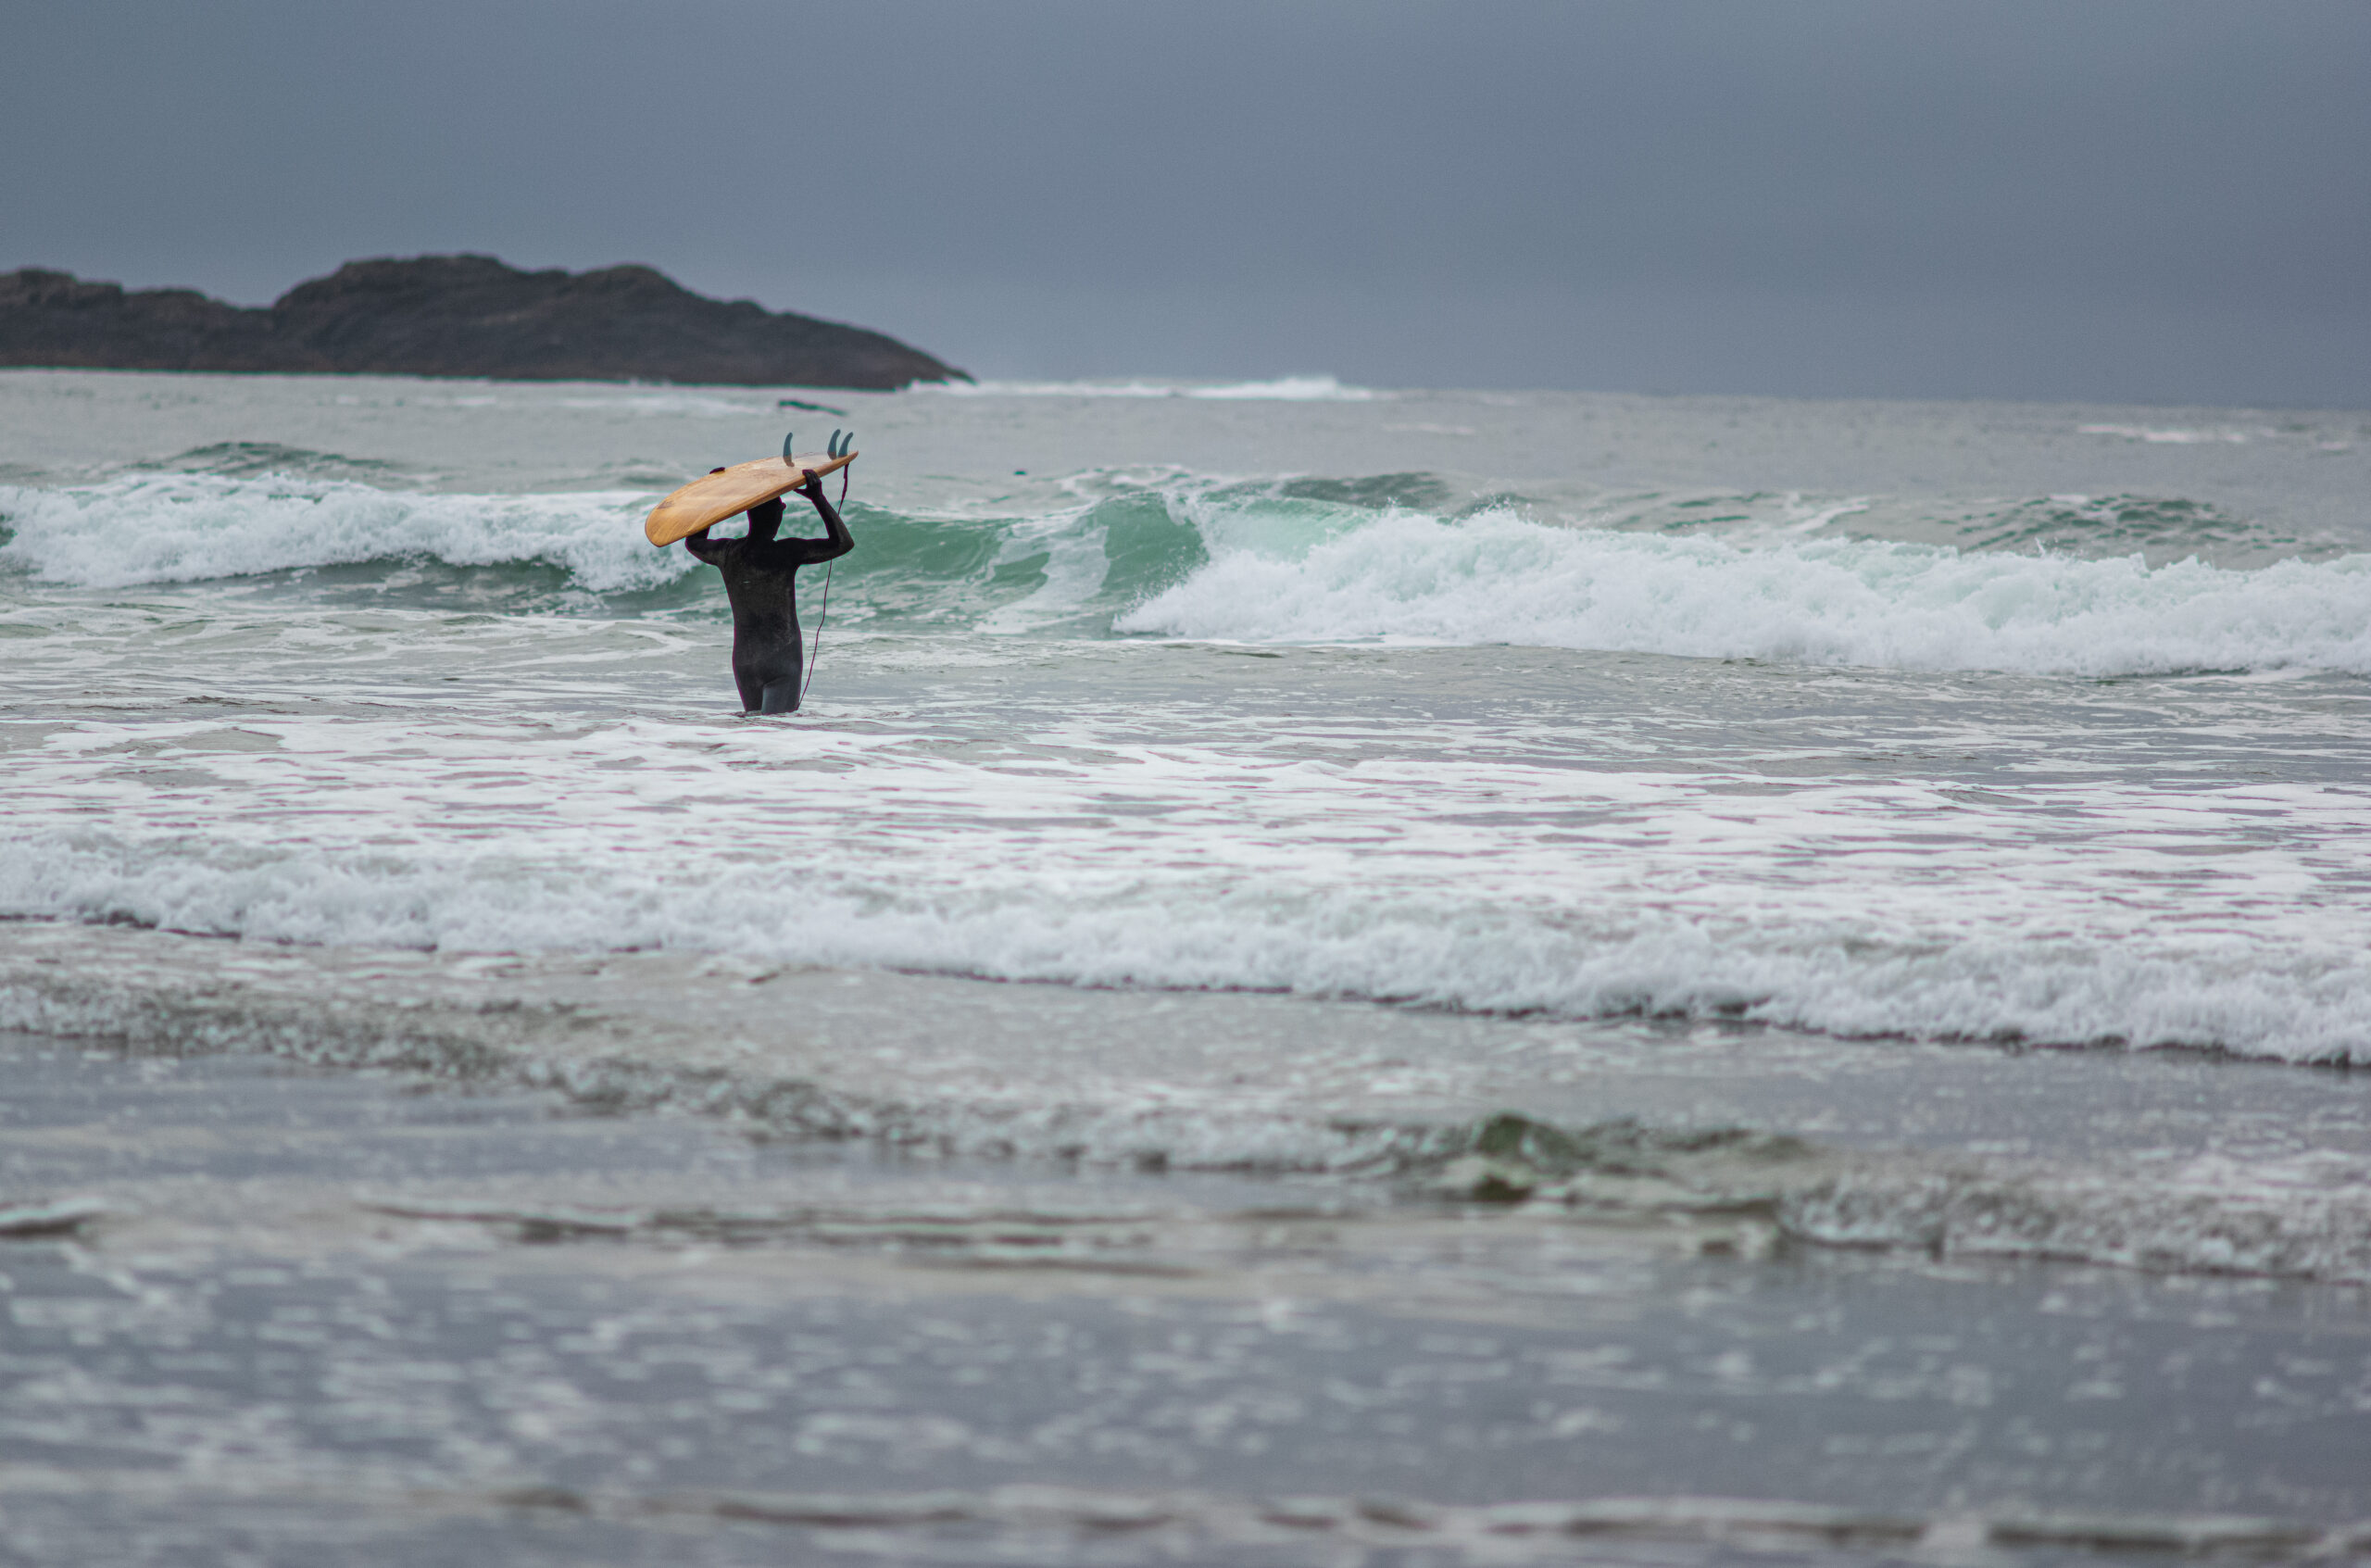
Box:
644;450;859;546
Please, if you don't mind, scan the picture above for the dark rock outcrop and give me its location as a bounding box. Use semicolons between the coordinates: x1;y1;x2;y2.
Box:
0;256;965;389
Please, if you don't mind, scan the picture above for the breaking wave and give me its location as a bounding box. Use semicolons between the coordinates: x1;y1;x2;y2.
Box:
919;374;1384;401
4;828;2367;1064
0;472;681;594
1119;505;2371;676
6;470;2365;675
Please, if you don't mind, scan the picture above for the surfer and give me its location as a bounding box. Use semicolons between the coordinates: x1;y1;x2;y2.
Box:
683;467;853;713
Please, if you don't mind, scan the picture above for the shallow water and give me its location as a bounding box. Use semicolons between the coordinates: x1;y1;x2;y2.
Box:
1;369;2368;1560
4;1034;2369;1566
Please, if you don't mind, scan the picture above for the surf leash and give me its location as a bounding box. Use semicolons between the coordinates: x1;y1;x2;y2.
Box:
802;428;856;704
804;560;832;703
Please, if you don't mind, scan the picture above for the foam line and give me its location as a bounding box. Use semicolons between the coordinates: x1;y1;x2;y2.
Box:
3;827;2365;1063
8;922;2371;1284
1119;506;2371;675
921;375;1382;401
0;474;685;594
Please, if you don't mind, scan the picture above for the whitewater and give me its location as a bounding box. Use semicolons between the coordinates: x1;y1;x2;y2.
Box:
6;369;2371;1564
5;364;2371;1195
7;467;2368;671
4;376;2367;1070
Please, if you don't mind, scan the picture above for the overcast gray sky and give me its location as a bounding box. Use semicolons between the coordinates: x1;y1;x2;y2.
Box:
5;1;2366;404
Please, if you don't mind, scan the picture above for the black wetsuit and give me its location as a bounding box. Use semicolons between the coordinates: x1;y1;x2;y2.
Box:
683;480;854;713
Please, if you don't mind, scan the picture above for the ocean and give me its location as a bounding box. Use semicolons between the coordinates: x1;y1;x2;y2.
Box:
2;367;2367;1564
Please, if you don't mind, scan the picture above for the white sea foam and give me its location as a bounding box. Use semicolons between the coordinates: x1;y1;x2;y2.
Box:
2079;424;2252;445
923;375;1382;401
1786;1152;2371;1283
2;827;2368;1065
1186;375;1383;401
1119;505;2371;675
2;691;2366;1065
0;474;686;593
556;391;780;417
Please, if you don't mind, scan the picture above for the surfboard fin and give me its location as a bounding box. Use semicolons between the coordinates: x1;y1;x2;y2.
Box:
782;431;797;462
827;429;852;459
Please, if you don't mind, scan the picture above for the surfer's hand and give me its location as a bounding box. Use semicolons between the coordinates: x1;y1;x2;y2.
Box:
797;469;824;497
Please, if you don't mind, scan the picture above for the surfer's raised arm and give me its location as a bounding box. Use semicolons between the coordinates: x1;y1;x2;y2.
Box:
678;469;734;563
772;468;854;566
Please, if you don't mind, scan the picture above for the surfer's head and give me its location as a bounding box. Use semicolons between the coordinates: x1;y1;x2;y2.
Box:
746;496;785;543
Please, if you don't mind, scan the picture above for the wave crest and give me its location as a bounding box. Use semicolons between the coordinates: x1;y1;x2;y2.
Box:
919;374;1382;401
9;470;2366;677
0;473;685;594
1119;505;2371;675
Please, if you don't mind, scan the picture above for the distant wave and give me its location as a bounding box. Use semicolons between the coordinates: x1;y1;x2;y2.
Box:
2078;423;2252;445
920;375;1383;401
1119;504;2371;676
0;473;685;594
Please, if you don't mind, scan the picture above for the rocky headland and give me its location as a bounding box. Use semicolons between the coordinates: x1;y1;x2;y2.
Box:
0;255;965;390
